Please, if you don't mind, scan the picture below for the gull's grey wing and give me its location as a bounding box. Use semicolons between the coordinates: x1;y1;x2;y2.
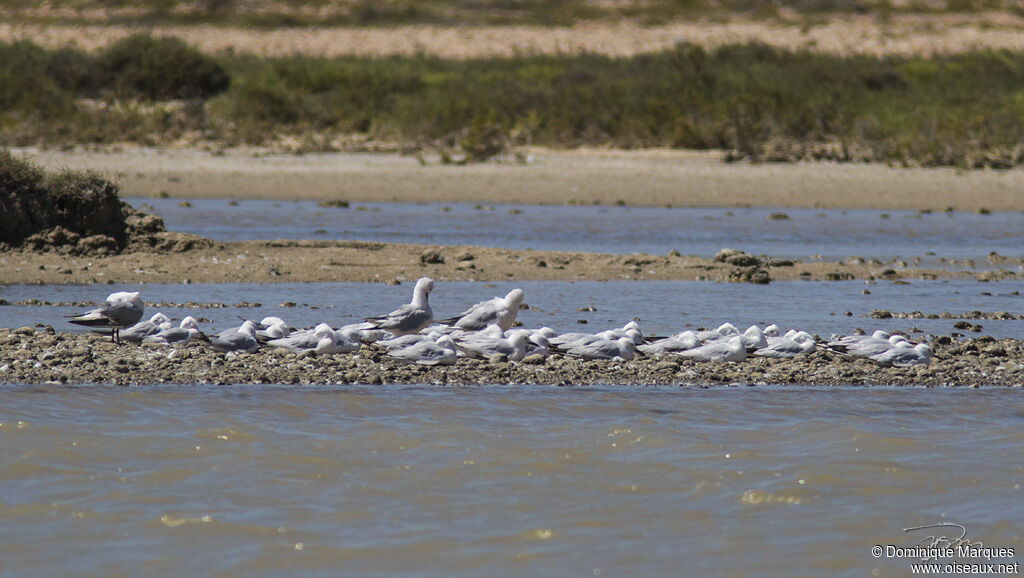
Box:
101;299;145;327
121;321;162;342
210;329;258;353
369;304;432;334
267;332;319;352
144;328;193;345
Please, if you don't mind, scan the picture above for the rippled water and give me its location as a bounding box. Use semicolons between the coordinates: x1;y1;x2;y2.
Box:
130;198;1024;264
1;385;1022;576
4;197;1022;575
3;279;1023;339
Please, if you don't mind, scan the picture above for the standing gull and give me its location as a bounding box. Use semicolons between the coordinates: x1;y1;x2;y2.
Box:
365;277;434;336
440;288;525;332
67;291;145;344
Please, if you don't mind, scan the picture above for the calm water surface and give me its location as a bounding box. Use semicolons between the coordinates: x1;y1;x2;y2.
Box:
2;280;1023;339
2;385;1023;577
130;198;1024;265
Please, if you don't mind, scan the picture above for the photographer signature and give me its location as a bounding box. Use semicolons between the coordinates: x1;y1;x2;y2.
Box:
904;522;982;549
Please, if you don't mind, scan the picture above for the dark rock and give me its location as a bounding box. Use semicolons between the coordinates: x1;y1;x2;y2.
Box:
420;250;445;264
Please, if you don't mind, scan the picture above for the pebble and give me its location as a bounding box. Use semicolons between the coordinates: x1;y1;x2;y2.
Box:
1;331;1023;387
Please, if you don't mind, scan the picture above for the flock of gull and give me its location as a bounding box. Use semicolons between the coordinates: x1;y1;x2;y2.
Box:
67;278;934;367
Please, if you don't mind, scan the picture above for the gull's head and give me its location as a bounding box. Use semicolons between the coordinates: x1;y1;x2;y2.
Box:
916;343;933;358
150;313;171;325
889;335;910;346
872;330;891;340
530;333;550;348
763;324;780;337
534;327;556;339
239;320;258;335
436;335;456;350
509;331;529;347
506;288;525;304
624;328;644;345
717;323;738;336
314;323;335;338
415;277;435;295
260;316;287;329
181;316;199;330
108;291;143;308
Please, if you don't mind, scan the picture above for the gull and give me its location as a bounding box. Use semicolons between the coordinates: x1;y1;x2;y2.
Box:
372;330;443;352
675;335;746;362
870;342;932;366
753;331;816;358
387;335;458;366
339;321;390;344
827;332;908;358
210;320;259;353
596;321;644;342
268;323;359;354
439;288;525;331
561;336;637;361
255;317;290;342
120;312;172;343
454;329;530;362
365;277;434;336
67;291;145;344
143;317;202;346
737;325;768;352
696;323;739;342
638;330;699;355
525;332;552;358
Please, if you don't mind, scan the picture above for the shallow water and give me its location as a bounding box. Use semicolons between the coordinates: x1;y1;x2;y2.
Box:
130;198;1024;265
2;279;1023;339
1;384;1022;576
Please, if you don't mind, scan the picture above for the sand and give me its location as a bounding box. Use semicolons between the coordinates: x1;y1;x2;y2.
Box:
19;146;1024;212
5;15;1024;59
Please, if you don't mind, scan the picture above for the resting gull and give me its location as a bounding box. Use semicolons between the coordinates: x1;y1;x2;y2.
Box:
144;317;202;346
210;320;259;353
675;335;746;362
387;335;458;366
120;312;172;343
753;331;816;358
440;288;525;332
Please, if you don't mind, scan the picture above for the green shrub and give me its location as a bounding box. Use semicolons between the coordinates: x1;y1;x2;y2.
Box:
94;34;230;100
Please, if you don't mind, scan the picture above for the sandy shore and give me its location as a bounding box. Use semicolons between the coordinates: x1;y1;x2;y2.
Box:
5;15;1024;58
2;238;1019;285
19;147;1024;212
1;327;1019;387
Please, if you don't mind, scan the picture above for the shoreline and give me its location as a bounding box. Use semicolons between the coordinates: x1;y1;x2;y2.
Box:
2;240;1020;285
1;328;1020;387
17;147;1024;212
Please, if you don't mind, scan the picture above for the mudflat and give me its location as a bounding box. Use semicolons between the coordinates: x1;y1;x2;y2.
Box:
20;147;1024;212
